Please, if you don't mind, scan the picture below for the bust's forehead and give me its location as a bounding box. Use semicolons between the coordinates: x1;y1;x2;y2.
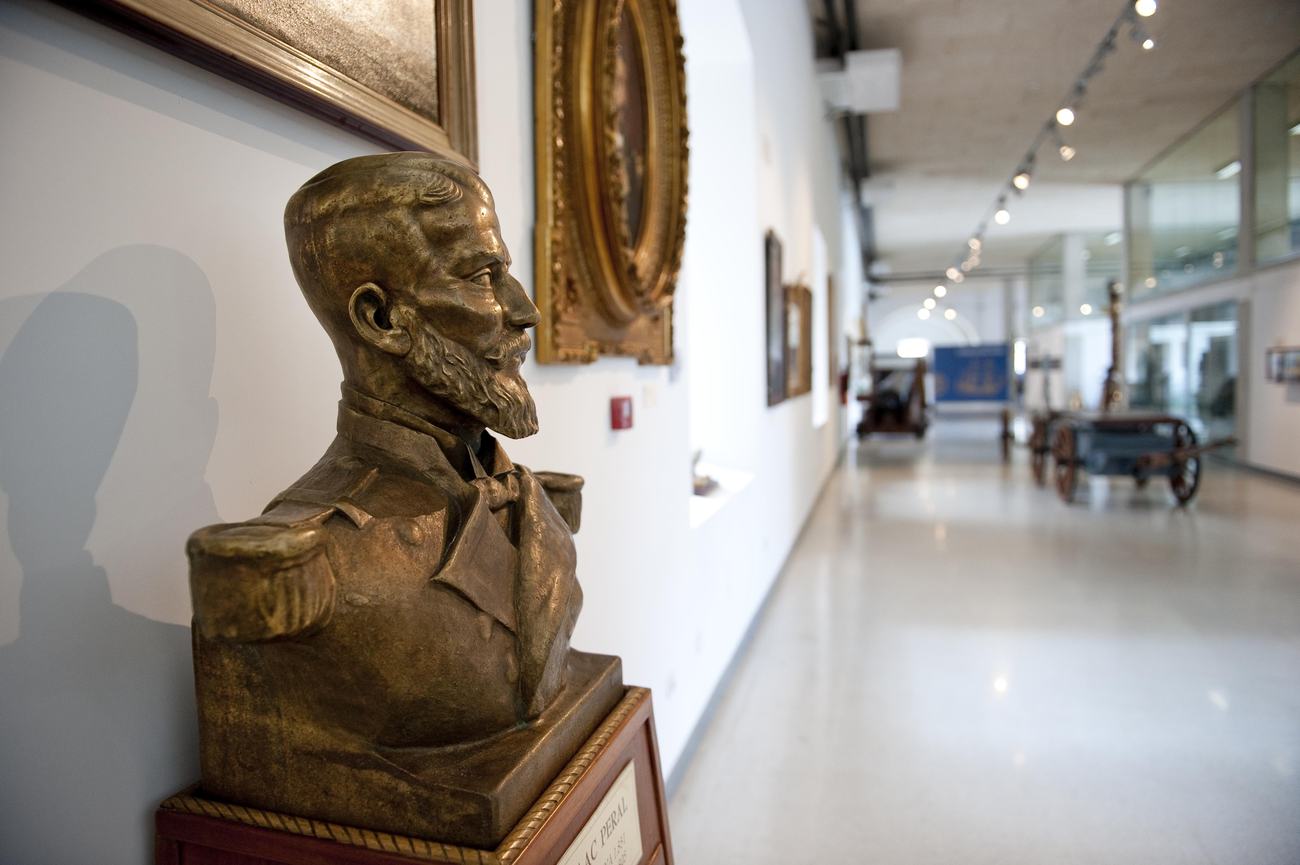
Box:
418;187;509;267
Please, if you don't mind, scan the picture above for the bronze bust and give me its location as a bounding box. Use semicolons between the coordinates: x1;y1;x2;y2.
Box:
187;154;623;848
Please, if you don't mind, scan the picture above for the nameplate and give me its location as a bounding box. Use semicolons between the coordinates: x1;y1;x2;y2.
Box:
557;761;642;865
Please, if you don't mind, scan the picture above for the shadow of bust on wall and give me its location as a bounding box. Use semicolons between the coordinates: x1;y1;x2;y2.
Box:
0;246;219;864
186;154;623;849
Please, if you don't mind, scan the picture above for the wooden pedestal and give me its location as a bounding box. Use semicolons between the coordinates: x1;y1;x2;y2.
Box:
156;687;673;865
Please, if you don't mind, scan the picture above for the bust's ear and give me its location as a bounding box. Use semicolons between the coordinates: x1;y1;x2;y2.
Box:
348;283;411;356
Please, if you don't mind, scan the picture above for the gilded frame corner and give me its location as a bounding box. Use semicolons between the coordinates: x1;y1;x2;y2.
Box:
80;0;478;166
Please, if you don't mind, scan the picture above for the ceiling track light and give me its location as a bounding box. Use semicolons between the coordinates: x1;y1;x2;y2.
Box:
934;0;1153;288
1130;20;1155;50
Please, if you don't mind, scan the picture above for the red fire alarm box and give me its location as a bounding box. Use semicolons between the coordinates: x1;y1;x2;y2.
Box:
610;396;633;430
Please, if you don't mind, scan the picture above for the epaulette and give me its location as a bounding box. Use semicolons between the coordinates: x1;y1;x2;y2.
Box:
531;470;584;533
187;456;379;643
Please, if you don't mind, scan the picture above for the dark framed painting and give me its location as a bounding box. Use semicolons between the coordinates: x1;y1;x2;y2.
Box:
765;231;786;406
77;0;478;165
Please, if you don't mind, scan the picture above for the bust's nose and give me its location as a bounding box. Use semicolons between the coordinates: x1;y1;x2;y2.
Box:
499;274;541;329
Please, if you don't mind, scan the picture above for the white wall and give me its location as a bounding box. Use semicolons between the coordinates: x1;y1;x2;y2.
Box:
1244;259;1300;477
0;1;857;862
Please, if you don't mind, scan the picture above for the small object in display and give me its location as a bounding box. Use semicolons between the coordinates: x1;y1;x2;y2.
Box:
691;450;719;497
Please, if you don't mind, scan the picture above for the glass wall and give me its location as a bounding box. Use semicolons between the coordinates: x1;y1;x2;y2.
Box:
1126;301;1239;441
1126;102;1241;298
1027;232;1123;328
1027;236;1064;326
1081;232;1123;315
1253;51;1300;264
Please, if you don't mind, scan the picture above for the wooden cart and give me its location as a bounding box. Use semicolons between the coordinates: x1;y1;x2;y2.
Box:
1048;412;1233;505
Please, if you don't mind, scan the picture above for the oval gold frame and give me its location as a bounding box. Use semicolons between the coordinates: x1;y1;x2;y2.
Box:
535;0;688;364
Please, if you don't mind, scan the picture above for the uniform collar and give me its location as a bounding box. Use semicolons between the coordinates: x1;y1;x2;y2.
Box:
338;386;515;482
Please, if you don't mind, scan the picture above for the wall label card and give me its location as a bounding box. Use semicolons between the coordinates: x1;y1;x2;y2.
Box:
557;761;643;865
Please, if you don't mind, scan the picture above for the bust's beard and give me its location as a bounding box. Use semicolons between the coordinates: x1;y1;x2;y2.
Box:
405;326;539;439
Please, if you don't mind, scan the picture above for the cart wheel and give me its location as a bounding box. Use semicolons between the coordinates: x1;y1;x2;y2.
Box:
1169;422;1201;505
1052;425;1078;503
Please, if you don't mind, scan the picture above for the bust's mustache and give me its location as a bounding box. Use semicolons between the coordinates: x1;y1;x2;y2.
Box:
484;331;532;369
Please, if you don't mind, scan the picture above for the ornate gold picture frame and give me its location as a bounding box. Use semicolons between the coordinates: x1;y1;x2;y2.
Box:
534;0;689;365
785;283;813;398
79;0;477;165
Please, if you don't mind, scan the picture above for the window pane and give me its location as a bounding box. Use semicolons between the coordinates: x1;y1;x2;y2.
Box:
1127;102;1240;298
1253;51;1300;264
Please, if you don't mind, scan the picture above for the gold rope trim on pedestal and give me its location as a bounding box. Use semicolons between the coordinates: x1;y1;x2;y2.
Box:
161;687;647;864
496;687;645;863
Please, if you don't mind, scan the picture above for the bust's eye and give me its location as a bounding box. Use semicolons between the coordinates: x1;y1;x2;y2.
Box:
468;268;493;287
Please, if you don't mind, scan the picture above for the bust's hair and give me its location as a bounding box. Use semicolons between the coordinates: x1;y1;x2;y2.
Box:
283;153;491;342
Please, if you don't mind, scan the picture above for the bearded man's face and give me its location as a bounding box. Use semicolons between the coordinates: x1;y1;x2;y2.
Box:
395;188;541;438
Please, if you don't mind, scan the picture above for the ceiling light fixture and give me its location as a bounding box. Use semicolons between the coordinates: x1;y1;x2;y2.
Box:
924;298;936;310
1032;305;1045;318
1215;160;1241;180
929;2;1156;292
943;308;957;320
934;285;947;298
917;308;931;320
1080;303;1093;315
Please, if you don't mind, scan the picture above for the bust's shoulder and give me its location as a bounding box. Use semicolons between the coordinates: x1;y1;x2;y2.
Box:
268;446;460;530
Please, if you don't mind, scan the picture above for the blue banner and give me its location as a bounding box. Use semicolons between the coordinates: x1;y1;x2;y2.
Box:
933;344;1010;402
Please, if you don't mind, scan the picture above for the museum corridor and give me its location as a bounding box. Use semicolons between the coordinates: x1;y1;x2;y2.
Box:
670;423;1300;865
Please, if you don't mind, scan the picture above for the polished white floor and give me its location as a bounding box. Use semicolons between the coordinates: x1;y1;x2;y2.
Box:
669;422;1300;865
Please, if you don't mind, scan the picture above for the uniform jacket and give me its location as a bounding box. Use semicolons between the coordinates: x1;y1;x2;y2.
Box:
187;388;584;813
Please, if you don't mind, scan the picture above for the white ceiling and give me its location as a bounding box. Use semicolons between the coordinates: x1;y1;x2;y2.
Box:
848;0;1300;276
